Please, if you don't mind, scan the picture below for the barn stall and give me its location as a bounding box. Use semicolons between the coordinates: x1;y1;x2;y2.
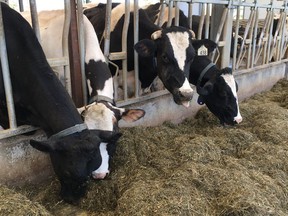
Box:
0;0;288;214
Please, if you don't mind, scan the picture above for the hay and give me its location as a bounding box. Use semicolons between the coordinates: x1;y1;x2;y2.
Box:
11;79;288;215
0;185;51;216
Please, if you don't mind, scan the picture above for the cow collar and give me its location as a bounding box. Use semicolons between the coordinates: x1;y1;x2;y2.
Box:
49;123;88;140
196;62;215;105
88;95;114;105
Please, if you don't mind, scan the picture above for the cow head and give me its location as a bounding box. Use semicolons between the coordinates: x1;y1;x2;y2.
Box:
78;102;145;179
189;39;242;126
196;66;242;126
30;129;117;204
134;26;214;107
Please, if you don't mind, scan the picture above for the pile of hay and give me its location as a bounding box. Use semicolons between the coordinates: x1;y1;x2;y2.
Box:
0;184;51;215
13;79;288;215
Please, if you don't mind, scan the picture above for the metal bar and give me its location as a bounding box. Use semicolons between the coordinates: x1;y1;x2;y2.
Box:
29;0;40;41
117;90;169;107
18;0;24;12
233;2;241;70
174;1;179;26
157;0;166;27
133;0;139;97
188;3;193;29
103;0;112;58
197;3;205;39
167;0;173;27
0;125;38;140
63;0;71;94
204;3;210;39
221;3;233;68
68;0;84;107
122;0;130;100
236;10;255;68
251;8;258;68
0;2;17;129
211;7;228;62
77;0;87;105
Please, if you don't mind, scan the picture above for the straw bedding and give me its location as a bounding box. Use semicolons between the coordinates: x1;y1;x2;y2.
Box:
2;79;287;216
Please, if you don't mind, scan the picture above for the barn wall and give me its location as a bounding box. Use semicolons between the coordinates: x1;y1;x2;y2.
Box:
0;62;287;185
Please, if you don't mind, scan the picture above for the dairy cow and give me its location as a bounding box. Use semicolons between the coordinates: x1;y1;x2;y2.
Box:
22;10;145;179
84;3;216;107
189;48;243;125
143;3;242;125
0;3;118;203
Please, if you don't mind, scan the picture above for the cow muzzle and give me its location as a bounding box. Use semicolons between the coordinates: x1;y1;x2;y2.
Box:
92;170;110;179
175;88;194;108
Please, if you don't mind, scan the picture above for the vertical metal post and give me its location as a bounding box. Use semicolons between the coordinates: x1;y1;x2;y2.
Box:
134;0;139;97
174;1;179;26
77;0;87;105
68;0;84;107
188;3;193;30
63;0;71;95
198;4;205;39
18;0;24;12
221;3;233;68
251;7;258;67
29;0;40;41
0;3;17;129
233;0;241;70
122;0;130;100
103;0;112;58
157;0;166;27
167;0;173;27
205;3;211;39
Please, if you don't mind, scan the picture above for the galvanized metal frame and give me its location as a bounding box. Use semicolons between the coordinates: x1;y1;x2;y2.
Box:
0;0;72;139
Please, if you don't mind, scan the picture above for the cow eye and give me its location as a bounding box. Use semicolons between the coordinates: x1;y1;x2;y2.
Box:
162;54;169;63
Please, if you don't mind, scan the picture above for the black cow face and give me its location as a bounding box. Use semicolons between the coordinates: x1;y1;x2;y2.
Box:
135;26;216;107
30;129;115;204
78;102;145;179
197;68;242;125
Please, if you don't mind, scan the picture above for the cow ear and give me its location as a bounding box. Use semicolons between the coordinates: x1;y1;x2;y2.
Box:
197;81;213;96
121;109;145;123
134;39;156;57
30;139;56;153
192;39;217;54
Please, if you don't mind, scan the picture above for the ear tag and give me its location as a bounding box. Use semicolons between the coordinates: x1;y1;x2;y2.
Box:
197;45;208;56
197;95;205;105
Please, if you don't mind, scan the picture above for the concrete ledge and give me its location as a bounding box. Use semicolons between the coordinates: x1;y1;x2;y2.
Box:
0;130;53;186
0;62;287;185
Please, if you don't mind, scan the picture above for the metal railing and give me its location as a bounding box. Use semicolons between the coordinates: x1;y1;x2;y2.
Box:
1;0;288;139
0;0;72;139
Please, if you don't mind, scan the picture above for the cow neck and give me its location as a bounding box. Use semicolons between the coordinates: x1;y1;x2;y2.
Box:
196;62;215;88
49;123;88;140
88;94;114;105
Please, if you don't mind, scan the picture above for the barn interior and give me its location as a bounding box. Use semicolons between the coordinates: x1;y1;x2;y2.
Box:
0;0;288;215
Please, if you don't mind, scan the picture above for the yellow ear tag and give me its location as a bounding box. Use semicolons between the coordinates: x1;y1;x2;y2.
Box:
197;45;208;56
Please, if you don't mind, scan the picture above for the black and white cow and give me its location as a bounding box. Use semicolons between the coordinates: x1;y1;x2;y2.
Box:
143;3;242;125
189;44;242;125
84;3;216;107
22;10;146;179
0;3;119;204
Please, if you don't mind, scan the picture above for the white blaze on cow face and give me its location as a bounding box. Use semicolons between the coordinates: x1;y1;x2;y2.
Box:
166;31;190;71
221;74;243;123
92;142;110;179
